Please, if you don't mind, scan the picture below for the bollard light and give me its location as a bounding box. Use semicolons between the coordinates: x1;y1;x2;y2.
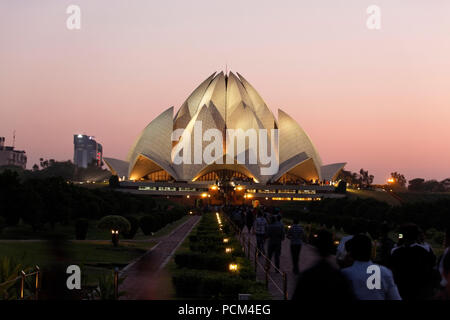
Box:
229;263;238;272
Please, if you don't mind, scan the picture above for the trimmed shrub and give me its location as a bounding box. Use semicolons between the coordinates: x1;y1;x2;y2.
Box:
140;215;156;235
108;175;120;189
97;215;131;233
175;252;232;271
75;218;89;240
172;269;266;299
122;216;139;239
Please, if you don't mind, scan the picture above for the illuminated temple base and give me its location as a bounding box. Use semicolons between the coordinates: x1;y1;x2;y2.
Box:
118;180;345;205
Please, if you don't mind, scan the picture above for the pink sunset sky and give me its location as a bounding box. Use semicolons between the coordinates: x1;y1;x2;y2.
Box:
1;0;449;184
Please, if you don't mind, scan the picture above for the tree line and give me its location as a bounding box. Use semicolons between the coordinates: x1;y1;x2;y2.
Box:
0;169;168;232
282;196;450;238
1;159;111;183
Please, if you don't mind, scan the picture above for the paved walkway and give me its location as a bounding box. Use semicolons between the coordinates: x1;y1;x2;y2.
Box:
240;229;336;300
119;215;200;300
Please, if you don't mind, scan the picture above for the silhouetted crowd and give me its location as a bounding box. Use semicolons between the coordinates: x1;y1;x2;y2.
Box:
223;204;450;300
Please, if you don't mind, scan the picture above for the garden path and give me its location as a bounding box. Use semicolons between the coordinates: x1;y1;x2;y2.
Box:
119;215;200;299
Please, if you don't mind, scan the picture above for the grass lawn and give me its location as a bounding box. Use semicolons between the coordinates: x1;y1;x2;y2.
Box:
0;240;156;286
347;189;401;206
395;191;450;203
347;189;450;205
161;220;198;299
0;214;191;288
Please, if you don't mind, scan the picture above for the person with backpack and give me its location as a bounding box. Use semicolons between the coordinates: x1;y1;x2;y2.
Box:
266;215;285;270
389;223;437;300
245;208;255;234
287;217;305;274
342;234;401;300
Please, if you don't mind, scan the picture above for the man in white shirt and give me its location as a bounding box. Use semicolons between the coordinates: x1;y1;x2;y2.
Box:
341;234;402;300
438;228;450;288
254;210;268;256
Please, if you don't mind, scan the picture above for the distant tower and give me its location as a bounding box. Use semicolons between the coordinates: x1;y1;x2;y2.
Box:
73;134;103;168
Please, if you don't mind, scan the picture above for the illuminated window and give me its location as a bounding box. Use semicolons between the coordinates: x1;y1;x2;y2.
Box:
145;170;173;182
195;169;250;182
277;189;296;194
271;197;291;201
298;190;316;194
158;187;176;191
276;173;308;184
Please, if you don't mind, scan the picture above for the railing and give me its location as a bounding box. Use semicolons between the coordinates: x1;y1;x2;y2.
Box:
224;214;288;300
0;266;122;300
0;266;41;300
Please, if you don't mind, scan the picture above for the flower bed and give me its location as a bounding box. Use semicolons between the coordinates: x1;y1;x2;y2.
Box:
172;212;270;300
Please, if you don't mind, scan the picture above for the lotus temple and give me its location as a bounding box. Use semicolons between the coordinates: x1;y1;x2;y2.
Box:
104;71;346;204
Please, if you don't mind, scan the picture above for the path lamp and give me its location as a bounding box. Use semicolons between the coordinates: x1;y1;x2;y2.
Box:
111;230;119;247
98;215;132;247
229;263;238;272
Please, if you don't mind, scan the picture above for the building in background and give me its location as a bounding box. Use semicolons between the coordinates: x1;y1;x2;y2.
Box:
105;71;346;184
0;137;27;169
73;134;103;168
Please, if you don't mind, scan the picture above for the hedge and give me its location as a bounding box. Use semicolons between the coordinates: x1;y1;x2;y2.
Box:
171;212;268;299
140;208;186;235
172;269;268;299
